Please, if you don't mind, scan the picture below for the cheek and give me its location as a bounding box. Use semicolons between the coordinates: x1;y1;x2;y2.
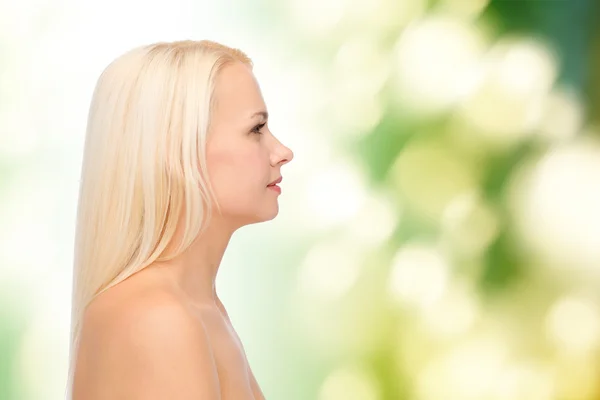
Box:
206;145;267;204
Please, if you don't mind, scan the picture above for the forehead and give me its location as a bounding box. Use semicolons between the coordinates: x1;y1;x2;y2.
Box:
212;62;265;119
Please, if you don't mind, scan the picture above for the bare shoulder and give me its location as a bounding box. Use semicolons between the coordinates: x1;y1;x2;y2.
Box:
74;278;221;400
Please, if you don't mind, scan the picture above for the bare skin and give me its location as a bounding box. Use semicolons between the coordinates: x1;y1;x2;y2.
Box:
72;60;293;399
73;267;264;400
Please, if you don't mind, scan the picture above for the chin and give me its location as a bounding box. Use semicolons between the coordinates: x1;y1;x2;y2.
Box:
235;208;279;228
254;208;280;224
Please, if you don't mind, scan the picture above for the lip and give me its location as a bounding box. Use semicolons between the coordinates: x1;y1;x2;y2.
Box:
268;185;281;194
267;176;282;186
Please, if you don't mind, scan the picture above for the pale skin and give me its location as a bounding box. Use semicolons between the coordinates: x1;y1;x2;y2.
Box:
72;61;294;399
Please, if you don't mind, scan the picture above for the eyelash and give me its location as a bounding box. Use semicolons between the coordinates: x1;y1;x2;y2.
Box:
251;122;266;135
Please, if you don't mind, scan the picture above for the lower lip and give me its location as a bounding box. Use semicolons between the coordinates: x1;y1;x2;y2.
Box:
268;184;281;194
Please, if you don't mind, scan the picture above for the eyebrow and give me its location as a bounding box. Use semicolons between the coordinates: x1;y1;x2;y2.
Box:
250;111;269;120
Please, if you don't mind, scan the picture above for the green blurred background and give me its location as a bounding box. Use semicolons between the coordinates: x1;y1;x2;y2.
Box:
1;0;600;399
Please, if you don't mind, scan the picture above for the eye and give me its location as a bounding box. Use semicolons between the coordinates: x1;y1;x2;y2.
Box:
251;122;266;135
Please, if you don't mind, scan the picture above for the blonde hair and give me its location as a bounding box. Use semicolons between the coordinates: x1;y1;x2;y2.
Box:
66;40;252;398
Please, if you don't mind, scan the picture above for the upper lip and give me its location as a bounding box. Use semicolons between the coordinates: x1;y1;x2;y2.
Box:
268;176;282;186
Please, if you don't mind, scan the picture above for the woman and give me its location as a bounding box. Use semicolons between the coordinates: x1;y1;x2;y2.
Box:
67;40;294;399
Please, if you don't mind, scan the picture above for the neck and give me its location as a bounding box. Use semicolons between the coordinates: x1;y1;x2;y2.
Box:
153;214;237;306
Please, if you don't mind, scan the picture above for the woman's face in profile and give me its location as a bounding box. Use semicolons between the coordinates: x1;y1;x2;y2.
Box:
206;61;293;227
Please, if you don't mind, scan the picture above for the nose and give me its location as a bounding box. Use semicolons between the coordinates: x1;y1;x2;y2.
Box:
271;139;294;167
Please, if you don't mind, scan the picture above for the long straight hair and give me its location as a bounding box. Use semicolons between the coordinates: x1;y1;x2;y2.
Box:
66;40;252;398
